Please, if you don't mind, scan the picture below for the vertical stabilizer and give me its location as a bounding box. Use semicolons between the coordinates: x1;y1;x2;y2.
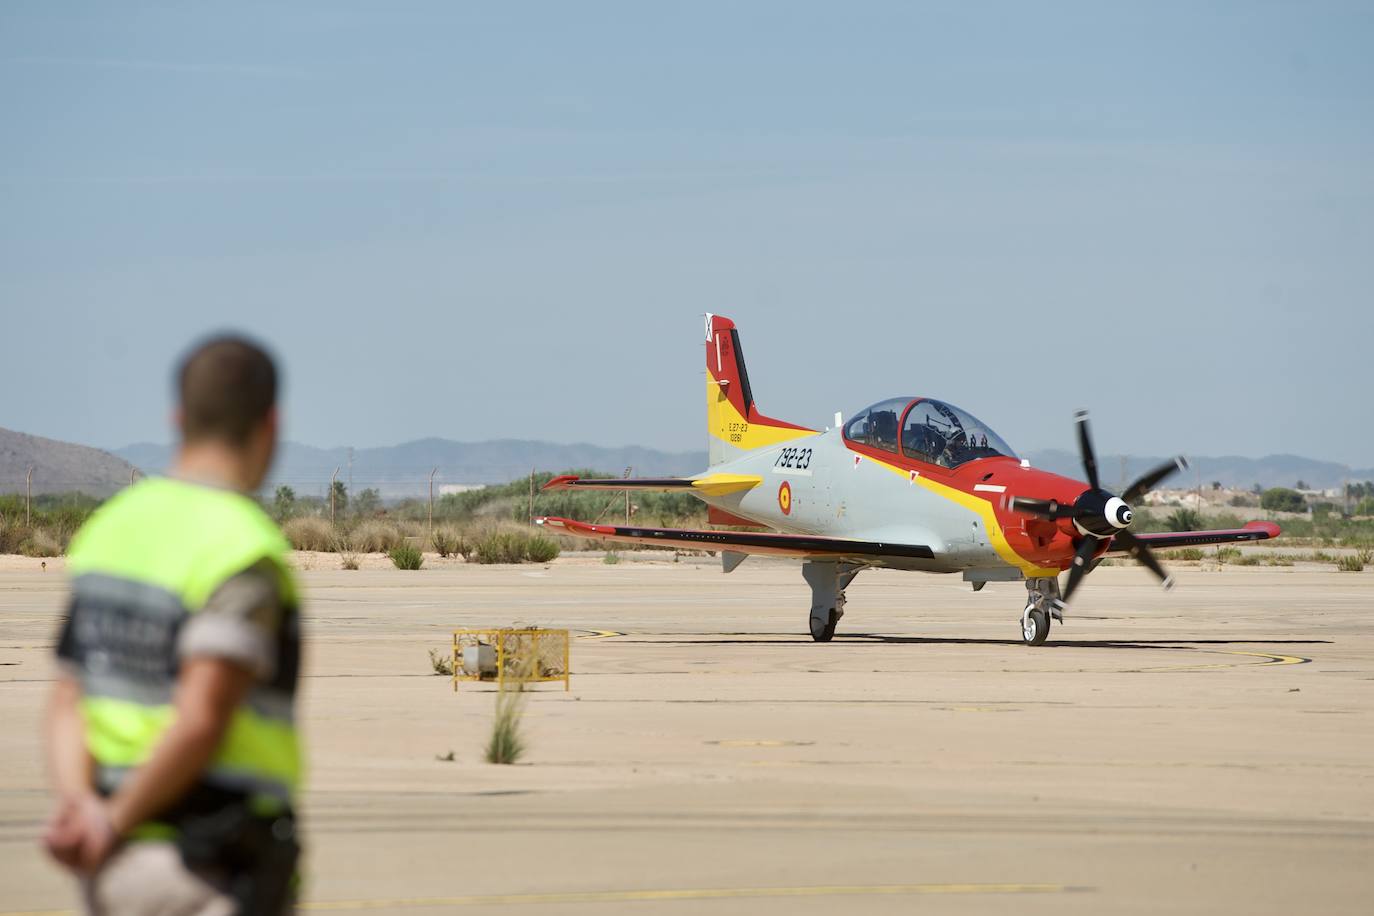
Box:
704;313;813;466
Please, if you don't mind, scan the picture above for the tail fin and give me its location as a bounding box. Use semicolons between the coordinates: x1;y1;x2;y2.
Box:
704;313;813;466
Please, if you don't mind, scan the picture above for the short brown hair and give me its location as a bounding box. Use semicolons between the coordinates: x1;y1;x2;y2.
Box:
177;336;278;446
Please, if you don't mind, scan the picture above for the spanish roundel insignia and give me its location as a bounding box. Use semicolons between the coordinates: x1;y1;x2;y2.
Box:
778;481;792;515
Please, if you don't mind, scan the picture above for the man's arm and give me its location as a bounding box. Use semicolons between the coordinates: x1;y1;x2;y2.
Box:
44;674;92;801
104;657;254;837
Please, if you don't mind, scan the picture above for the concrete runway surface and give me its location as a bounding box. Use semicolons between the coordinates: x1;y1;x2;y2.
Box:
1;556;1371;914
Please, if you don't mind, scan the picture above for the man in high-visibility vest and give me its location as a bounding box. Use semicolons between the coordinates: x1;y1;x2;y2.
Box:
44;336;301;914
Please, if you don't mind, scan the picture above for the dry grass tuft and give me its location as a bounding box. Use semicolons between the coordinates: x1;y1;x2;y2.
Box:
283;516;335;552
351;520;403;553
21;528;64;557
428;648;453;676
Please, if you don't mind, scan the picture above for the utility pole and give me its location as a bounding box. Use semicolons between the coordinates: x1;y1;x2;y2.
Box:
624;466;632;524
330;467;340;524
26;466;33;526
528;468;535;524
130;468;137;487
428;467;437;542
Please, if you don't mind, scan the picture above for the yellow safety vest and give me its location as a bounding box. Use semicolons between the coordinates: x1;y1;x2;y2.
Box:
63;477;301;831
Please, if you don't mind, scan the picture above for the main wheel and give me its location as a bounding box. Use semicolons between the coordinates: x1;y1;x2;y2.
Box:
1021;605;1050;646
810;610;839;642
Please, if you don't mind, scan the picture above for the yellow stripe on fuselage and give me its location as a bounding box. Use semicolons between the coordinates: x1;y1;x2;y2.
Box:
860;452;1059;578
706;378;815;451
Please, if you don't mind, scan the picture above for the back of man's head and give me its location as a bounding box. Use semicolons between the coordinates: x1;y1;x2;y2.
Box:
177;336;278;447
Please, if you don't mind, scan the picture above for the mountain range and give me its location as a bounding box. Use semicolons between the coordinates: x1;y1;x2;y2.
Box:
115;438;1373;498
2;425;1369;499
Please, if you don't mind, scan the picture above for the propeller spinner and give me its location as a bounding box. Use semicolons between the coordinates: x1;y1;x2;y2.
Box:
1010;410;1188;607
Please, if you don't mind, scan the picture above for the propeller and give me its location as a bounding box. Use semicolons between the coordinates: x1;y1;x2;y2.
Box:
1010;410;1189;606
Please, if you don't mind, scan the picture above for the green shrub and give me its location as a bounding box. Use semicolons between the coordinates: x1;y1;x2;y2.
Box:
1161;548;1204;561
525;535;560;563
467;528;560;564
1266;555;1294;567
432;526;464;559
1232;554;1262;566
1216;546;1242;564
283;516;336;552
351;520;403;553
1337;554;1365;572
1261;488;1307;513
389;542;424;570
1165;509;1202;532
469;530;527;564
603;551;621;565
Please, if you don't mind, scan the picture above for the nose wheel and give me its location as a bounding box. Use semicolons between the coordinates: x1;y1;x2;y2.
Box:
810;610;840;642
803;560;861;643
1020;577;1061;647
1021;604;1050;646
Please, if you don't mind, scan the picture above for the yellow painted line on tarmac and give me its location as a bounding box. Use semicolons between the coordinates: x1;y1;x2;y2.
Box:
297;882;1087;910
578;629;624;639
1135;649;1310;673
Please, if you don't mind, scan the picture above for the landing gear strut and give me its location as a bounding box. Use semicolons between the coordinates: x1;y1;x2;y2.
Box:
804;561;861;642
1021;577;1062;647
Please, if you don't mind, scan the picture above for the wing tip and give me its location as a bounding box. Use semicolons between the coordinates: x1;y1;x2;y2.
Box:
1244;520;1281;539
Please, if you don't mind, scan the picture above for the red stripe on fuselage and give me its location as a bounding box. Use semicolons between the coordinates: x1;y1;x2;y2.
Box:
843;438;1093;571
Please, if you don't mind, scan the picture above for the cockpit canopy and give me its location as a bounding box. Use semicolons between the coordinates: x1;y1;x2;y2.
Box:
843;397;1016;469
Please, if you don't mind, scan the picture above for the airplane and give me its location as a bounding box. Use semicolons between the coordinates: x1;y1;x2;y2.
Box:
536;314;1280;646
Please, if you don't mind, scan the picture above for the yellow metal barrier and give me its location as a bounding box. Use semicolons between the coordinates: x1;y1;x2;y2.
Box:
452;628;571;691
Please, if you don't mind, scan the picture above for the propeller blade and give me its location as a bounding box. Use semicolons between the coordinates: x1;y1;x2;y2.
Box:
1009;495;1073;520
1123;456;1189;505
1074;409;1100;491
1112;529;1175;590
1058;536;1100;605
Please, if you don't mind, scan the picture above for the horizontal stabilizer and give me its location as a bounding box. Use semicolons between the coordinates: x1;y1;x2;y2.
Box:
543;473;761;496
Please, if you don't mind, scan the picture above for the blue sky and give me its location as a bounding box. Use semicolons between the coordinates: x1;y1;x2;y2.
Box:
2;2;1371;464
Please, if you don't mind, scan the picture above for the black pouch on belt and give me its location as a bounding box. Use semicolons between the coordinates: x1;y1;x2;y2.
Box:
174;800;300;916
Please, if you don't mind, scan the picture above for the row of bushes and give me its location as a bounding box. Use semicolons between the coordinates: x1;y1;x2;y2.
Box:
281;517;560;565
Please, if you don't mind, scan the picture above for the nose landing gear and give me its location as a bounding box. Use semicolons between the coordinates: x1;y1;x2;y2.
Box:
804;560;862;642
1021;577;1062;646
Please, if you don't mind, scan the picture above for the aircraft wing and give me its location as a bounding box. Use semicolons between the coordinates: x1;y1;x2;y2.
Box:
536;517;935;561
544;474;762;497
1108;520;1281;552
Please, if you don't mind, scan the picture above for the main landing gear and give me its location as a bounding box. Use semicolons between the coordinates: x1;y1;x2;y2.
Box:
1021;577;1062;646
804;560;862;642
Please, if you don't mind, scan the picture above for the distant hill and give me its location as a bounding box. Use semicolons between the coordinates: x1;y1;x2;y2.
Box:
0;427;139;497
115;438;708;498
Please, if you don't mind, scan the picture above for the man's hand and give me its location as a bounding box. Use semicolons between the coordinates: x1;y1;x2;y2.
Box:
43;793;117;874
